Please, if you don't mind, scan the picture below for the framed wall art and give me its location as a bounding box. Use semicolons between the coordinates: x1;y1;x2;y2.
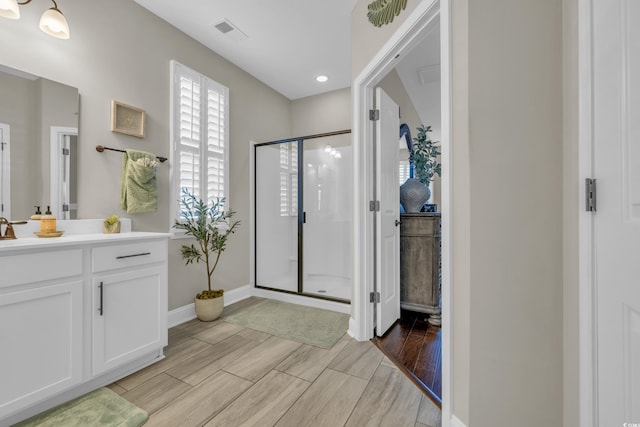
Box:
111;100;145;138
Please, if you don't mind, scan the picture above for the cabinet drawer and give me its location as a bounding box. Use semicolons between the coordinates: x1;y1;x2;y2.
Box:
0;249;82;288
92;240;167;273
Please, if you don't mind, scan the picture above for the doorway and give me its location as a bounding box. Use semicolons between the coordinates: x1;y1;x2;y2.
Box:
350;0;452;423
369;10;444;407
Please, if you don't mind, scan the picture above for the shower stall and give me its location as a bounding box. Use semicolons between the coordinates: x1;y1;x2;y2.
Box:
254;130;352;303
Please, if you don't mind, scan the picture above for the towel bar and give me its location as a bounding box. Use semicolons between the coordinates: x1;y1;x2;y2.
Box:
96;145;167;163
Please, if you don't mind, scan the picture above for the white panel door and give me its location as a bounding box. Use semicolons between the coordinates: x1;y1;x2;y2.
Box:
593;0;640;422
375;87;400;336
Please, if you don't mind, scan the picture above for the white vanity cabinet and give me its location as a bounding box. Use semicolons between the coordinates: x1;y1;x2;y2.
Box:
91;240;168;375
0;232;168;426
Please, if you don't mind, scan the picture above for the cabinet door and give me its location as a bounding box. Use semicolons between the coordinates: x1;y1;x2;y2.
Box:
0;281;83;418
92;267;167;376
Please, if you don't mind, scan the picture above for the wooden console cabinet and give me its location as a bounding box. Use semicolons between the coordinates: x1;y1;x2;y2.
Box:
399;213;441;325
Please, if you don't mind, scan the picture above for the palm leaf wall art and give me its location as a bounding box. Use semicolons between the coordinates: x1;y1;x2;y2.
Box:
367;0;408;27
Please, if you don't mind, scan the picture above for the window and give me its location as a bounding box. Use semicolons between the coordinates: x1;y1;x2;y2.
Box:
399;158;410;185
170;61;229;230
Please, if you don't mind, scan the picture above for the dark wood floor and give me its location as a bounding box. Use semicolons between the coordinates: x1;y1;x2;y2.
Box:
372;310;442;407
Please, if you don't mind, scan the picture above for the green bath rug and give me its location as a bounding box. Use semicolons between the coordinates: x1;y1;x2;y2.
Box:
224;299;349;349
15;387;148;427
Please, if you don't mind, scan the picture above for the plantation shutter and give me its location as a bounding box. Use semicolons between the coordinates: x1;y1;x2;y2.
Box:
179;74;202;198
173;61;229;215
279;143;297;217
399;158;410;185
206;83;225;205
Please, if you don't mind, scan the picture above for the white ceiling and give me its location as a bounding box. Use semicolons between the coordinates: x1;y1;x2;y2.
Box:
133;0;358;100
395;17;441;138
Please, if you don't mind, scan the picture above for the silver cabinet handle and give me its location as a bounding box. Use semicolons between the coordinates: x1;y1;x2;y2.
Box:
116;252;151;260
99;282;104;316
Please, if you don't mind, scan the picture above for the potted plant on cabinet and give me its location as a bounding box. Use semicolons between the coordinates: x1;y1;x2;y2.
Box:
103;214;121;234
173;188;240;321
411;125;441;186
400;124;442;212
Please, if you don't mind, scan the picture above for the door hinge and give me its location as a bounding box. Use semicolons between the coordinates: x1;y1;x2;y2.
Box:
62;148;70;156
62;204;69;212
369;291;380;303
369;200;380;212
369;109;380;121
585;178;596;212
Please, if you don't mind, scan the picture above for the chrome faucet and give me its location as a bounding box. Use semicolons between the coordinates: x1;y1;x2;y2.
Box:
0;217;27;240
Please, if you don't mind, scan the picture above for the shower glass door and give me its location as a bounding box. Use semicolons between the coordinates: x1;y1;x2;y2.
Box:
255;140;299;293
255;131;352;302
301;133;352;301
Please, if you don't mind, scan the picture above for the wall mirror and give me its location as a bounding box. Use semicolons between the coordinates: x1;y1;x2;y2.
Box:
0;64;79;221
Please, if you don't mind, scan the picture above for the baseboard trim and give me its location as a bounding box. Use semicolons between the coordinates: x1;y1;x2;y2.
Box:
450;415;467;427
167;284;254;328
224;284;253;306
167;304;196;328
347;317;358;339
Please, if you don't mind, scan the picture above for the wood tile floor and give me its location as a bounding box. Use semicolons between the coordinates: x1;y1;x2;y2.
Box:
109;297;441;427
372;310;442;405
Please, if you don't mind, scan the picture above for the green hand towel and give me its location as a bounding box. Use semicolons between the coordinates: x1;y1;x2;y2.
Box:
120;149;158;213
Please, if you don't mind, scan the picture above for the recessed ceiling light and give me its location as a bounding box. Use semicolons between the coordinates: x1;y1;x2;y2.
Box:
315;75;329;83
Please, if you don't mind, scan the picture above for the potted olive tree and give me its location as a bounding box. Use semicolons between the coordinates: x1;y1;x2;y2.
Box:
173;188;240;321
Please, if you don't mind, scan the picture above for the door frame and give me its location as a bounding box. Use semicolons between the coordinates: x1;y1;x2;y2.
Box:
350;0;452;423
0;123;10;219
50;126;78;220
577;0;598;424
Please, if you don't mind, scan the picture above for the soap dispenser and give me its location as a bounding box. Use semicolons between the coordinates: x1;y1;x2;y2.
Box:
40;206;56;233
30;206;42;220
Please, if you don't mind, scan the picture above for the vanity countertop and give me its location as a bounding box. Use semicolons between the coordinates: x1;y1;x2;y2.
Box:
0;219;169;254
0;231;170;253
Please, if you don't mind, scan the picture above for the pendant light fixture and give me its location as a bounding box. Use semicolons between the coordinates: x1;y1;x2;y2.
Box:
0;0;70;39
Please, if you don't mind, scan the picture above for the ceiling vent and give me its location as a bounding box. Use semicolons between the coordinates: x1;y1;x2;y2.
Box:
213;19;248;42
417;64;440;85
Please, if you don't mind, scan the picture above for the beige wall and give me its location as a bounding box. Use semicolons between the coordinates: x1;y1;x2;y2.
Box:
352;0;565;425
468;0;563;425
563;0;579;425
0;0;293;310
291;88;351;136
450;0;472;422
